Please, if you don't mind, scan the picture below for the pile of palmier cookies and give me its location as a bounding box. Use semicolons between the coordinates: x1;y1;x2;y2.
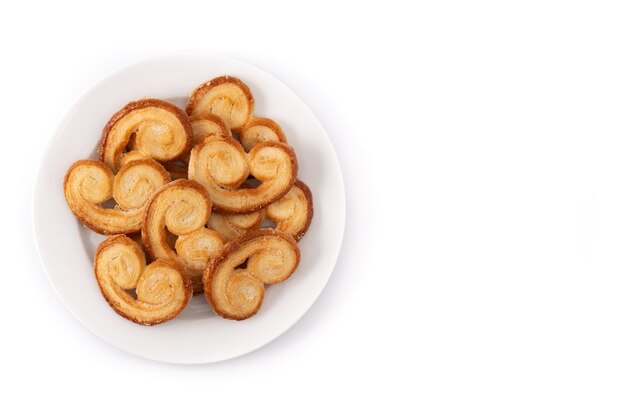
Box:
64;76;313;325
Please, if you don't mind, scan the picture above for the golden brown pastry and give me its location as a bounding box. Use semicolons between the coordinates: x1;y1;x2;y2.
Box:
99;98;193;171
142;179;224;293
240;117;287;152
119;150;147;167
190;114;231;144
207;210;265;241
204;229;300;320
174;228;225;282
186;76;254;132
94;235;191;325
64;159;169;235
189;134;297;213
266;180;313;241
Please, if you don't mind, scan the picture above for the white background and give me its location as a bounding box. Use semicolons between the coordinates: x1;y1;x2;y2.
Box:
4;0;626;415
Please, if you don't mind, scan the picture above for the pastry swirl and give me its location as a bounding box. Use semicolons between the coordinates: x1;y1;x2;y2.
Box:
64;159;170;234
240;117;287;152
94;235;191;325
142;179;224;293
99;99;193;171
189;134;297;213
175;228;225;277
190;114;231;144
204;229;300;320
119;150;147;167
266;180;313;241
186;76;254;132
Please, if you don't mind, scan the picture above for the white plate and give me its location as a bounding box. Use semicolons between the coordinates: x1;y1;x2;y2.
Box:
32;55;345;364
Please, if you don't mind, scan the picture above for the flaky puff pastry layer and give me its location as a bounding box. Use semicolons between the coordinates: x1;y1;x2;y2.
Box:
189;134;297;214
240;117;287;152
186;76;254;132
64;159;170;235
142;180;224;294
204;229;300;320
190;114;231;145
266;180;313;241
94;235;192;325
99;99;193;171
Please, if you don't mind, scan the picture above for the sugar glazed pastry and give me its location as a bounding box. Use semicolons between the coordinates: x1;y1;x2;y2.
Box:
189;134;297;213
64;159;169;234
186;76;254;132
265;180;313;241
204;229;300;320
99;98;193;171
63;75;314;324
189;114;231;145
142;180;225;294
239;117;287;152
94;235;192;325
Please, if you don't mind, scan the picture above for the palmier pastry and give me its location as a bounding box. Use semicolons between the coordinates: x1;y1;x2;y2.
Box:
99;99;193;171
204;229;300;320
119;150;147;167
64;159;169;235
240;117;287;152
190;114;231;144
142;179;224;293
207;210;265;241
94;235;191;325
186;76;254;132
189;134;297;213
266;180;313;241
